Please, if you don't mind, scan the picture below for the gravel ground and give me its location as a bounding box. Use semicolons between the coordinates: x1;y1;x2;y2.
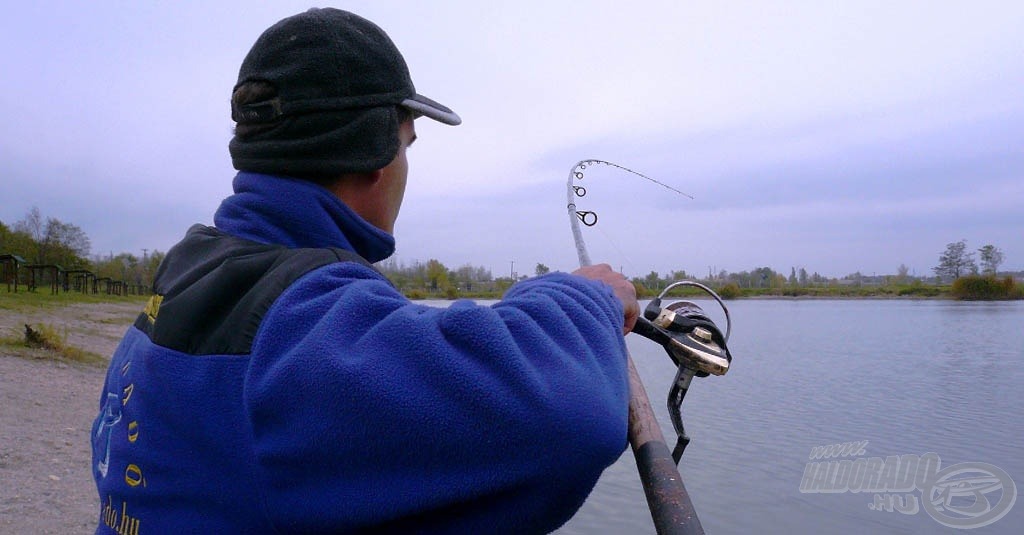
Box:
1;300;142;535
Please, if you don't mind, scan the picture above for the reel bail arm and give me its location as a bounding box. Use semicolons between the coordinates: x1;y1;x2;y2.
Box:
632;281;733;465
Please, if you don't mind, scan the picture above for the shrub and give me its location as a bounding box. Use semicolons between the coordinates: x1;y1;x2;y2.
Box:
717;282;741;299
632;281;655;298
951;275;1018;300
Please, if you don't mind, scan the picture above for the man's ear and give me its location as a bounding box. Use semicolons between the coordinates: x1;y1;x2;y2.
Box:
329;169;384;201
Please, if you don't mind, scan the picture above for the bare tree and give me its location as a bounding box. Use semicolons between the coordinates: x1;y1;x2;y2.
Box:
14;207;44;239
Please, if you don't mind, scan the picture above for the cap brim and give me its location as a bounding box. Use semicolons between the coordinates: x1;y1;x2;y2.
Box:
402;94;461;126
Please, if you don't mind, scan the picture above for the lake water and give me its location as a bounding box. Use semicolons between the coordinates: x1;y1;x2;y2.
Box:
553;299;1024;534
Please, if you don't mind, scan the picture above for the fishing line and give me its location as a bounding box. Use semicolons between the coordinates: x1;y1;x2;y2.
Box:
564;159;721;533
593;224;638;275
565;159;693;268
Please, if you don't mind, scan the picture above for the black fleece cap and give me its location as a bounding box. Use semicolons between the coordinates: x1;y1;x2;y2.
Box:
229;8;460;177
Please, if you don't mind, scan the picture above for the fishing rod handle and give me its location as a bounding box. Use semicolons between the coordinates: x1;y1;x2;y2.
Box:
627;356;705;534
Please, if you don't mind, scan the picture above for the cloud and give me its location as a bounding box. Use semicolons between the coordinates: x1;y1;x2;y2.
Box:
2;1;1022;278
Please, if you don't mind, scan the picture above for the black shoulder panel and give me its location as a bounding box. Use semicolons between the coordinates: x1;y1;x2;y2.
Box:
134;225;376;355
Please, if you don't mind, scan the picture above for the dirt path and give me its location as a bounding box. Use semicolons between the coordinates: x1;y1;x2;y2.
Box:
1;300;142;534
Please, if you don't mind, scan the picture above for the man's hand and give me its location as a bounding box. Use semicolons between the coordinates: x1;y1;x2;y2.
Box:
572;263;640;335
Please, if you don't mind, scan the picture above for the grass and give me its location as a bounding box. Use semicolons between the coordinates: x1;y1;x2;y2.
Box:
3;323;106;365
0;289;145;365
0;288;148;311
94;316;137;325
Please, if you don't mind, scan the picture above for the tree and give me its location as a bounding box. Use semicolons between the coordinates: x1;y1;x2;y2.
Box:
452;264;475;291
2;228;35;260
934;240;978;281
425;259;451;292
727;270;751;288
0;219;8;249
452;263;492;292
788;267;797;286
535;263;550;276
978;245;1004;275
642;271;661;291
93;253;135;280
13;207;45;262
752;267;775;288
14;207;44;242
42;218;91;268
10;207;91;266
142;251;165;289
895;264;910;284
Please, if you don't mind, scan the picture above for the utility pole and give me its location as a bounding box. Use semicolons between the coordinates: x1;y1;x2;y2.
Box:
510;260;515;280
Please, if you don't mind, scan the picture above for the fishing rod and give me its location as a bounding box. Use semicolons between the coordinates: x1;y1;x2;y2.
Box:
566;160;733;534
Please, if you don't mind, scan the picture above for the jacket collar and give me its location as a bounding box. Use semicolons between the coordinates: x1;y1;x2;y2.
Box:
213;172;396;263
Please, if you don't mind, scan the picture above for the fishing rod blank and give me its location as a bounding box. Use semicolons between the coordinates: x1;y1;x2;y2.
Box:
565;159;706;535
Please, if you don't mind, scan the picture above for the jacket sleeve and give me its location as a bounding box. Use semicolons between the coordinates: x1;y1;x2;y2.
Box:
244;262;629;533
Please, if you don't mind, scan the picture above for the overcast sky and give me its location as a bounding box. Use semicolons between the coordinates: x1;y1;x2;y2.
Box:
2;1;1021;279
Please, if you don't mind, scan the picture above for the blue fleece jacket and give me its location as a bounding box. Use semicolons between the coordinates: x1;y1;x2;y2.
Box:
92;172;629;534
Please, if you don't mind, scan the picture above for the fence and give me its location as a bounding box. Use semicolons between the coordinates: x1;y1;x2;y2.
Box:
0;254;148;295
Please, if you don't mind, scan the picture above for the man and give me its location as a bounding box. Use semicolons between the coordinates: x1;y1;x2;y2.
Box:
92;8;639;534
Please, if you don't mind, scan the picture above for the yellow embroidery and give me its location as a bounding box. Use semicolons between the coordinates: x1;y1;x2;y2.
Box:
143;294;164;324
102;496;141;535
124;464;145;487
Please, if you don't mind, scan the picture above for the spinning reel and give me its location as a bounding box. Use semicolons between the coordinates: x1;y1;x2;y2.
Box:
631;281;733;464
